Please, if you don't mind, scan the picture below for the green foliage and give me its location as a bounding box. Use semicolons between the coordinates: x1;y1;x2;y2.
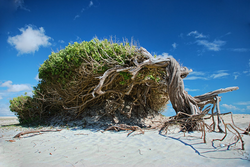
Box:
119;71;132;85
38;38;136;86
9;94;35;124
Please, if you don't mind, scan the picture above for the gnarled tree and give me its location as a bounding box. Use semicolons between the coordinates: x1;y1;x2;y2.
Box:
10;38;238;127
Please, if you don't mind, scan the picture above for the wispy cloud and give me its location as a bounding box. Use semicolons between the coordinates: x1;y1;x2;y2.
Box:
184;70;208;80
172;43;177;49
233;72;240;80
210;70;229;79
5;0;31;12
184;76;208;80
185;70;230;80
7;25;52;55
58;40;65;43
185;88;199;92
74;15;80;20
229;48;250;52
74;1;94;20
89;1;94;7
0;81;32;92
187;31;208;38
196;40;226;51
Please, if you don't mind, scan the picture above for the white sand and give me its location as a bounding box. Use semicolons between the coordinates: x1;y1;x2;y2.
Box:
0;114;249;167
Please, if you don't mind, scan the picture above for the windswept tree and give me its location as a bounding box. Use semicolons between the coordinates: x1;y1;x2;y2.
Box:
10;38;238;126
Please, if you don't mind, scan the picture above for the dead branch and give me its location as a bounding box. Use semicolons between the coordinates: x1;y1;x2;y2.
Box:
14;129;62;138
103;124;144;137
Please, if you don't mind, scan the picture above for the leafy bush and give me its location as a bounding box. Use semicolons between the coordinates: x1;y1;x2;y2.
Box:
9;94;36;124
10;38;169;124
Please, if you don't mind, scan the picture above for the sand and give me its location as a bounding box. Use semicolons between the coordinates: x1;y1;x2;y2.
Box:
0;114;249;167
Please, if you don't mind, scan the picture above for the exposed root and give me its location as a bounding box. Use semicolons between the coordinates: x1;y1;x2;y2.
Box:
160;111;247;150
102;124;144;137
243;123;250;135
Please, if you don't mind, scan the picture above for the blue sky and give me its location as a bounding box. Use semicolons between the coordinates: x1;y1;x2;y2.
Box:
0;0;250;117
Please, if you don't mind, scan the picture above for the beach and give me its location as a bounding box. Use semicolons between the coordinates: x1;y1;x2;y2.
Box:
0;114;249;167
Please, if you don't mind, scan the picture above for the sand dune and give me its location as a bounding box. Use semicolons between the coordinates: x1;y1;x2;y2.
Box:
0;114;249;167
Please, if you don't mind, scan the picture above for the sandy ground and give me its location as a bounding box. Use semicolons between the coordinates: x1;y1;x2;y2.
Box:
0;114;249;167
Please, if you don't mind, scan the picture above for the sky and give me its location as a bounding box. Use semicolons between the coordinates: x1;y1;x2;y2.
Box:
0;0;250;117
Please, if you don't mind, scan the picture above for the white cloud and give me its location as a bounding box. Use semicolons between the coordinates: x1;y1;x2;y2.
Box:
158;52;173;58
247;106;250;110
221;104;240;111
189;71;205;76
0;81;32;92
35;74;41;82
230;48;250;52
184;76;208;80
74;1;94;20
89;1;94;7
58;40;65;43
74;15;80;20
196;40;226;51
185;70;208;80
185;88;199;92
187;31;208;38
210;70;229;79
233;72;240;80
185;70;230;80
7;25;52;55
235;101;250;105
4;0;30;12
172;43;177;49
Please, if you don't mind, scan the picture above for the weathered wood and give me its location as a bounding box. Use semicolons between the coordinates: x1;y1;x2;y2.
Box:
14;129;62;138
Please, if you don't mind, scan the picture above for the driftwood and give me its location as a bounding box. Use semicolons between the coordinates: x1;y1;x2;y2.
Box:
13;129;62;138
103;124;144;137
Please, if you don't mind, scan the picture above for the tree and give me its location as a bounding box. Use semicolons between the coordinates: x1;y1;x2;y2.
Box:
10;38;238;126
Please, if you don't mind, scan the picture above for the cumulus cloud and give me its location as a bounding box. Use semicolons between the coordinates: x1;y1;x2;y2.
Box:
7;25;52;55
187;31;208;38
0;81;32;92
158;52;173;58
221;104;240;111
196;40;226;51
